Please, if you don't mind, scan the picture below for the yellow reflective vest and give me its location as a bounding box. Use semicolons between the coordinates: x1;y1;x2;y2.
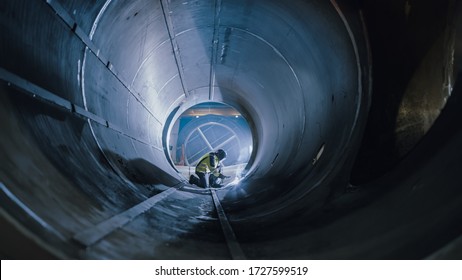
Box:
195;153;221;175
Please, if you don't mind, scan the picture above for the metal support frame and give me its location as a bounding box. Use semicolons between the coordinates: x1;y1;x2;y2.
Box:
210;189;246;260
208;0;223;100
73;187;178;247
0;67;162;152
160;0;189;98
44;0;162;125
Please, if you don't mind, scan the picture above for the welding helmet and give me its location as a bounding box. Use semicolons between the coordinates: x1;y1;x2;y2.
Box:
216;149;227;160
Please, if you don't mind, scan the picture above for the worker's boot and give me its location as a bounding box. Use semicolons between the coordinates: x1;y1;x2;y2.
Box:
189;175;199;185
210;177;223;188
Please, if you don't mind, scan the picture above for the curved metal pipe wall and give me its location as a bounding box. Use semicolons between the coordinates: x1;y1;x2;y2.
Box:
81;0;370;214
1;0;461;259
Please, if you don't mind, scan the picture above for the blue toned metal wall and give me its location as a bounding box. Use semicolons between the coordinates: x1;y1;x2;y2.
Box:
0;0;461;259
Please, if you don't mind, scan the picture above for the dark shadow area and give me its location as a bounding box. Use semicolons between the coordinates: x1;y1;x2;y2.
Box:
236;73;462;250
103;150;180;188
352;0;455;184
2;88;155;208
0;213;57;259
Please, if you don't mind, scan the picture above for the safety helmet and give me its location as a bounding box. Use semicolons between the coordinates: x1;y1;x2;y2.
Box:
216;149;227;160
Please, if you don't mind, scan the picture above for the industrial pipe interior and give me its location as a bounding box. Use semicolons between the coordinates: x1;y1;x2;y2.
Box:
1;0;462;259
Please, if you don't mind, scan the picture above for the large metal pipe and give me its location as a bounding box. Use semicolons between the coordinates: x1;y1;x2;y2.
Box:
1;0;461;259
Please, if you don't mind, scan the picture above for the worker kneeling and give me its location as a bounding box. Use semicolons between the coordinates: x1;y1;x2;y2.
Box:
189;149;230;188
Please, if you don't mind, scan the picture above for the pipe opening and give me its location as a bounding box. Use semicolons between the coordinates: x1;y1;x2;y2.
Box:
168;101;253;188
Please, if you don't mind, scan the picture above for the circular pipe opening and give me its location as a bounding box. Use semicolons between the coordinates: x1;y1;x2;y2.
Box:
167;102;253;186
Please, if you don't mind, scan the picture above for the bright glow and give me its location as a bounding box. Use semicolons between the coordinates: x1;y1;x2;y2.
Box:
224;174;243;188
